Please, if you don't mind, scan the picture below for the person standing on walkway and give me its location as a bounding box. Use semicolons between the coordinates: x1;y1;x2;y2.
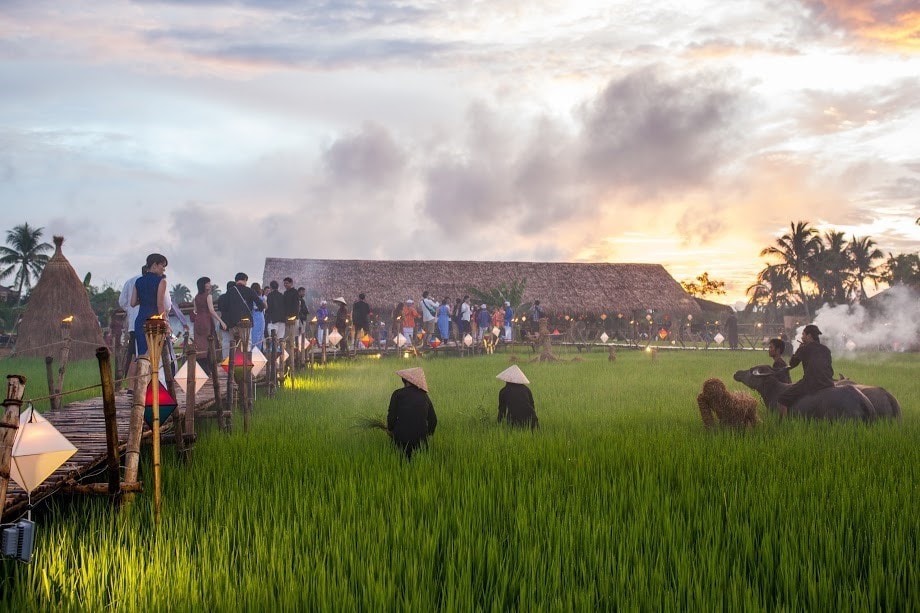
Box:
131;253;168;356
353;292;370;348
192;276;226;375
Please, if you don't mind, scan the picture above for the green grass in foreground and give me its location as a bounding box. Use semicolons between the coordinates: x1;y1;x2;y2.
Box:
1;348;918;611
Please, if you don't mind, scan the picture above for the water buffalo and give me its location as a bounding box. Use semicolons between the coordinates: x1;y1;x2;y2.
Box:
732;365;889;422
833;377;902;419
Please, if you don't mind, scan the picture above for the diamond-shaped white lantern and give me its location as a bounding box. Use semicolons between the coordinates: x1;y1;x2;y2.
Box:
250;346;268;377
11;407;77;493
174;358;210;394
463;334;473;347
491;326;501;337
714;332;725;344
327;329;343;346
845;340;856;351
600;332;609;343
394;334;407;347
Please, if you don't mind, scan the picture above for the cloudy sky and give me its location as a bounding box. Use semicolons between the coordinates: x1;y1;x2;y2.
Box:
1;0;918;304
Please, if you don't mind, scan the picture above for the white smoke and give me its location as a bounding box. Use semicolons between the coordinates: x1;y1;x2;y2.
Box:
795;286;920;353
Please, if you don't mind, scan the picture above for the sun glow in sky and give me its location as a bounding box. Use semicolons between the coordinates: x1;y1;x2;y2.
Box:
1;0;918;306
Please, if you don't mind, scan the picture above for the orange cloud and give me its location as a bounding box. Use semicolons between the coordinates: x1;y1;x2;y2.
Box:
814;1;920;51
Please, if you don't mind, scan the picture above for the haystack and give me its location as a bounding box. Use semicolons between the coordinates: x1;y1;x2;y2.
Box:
14;236;105;360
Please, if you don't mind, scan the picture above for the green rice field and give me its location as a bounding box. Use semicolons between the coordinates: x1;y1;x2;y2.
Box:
1;348;918;610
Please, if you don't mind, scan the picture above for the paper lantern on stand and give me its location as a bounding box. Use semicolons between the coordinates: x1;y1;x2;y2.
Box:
714;332;725;344
430;338;441;348
144;382;178;427
361;334;373;348
220;352;254;383
600;332;609;343
174;359;210;394
250;346;268;377
463;334;473;347
491;326;501;337
327;329;343;347
394;334;407;347
10;406;77;494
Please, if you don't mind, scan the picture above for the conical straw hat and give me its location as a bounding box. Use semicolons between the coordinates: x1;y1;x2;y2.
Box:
496;364;530;385
395;367;428;392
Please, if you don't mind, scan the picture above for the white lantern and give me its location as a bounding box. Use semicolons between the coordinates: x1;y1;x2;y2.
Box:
845;340;857;351
714;333;725;344
599;332;609;343
463;334;473;347
491;326;501;337
10;407;77;493
249;346;268;377
394;334;407;347
327;329;343;346
174;358;210;394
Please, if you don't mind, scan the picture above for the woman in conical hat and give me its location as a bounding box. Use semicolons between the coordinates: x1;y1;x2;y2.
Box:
388;367;437;459
496;365;538;430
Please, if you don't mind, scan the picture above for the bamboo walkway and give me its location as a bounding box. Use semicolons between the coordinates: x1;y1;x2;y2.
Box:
2;372;228;522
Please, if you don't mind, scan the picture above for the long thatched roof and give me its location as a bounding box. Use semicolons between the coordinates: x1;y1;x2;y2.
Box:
15;236;105;360
262;258;700;317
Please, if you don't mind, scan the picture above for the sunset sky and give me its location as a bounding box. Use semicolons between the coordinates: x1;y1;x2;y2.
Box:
1;0;918;305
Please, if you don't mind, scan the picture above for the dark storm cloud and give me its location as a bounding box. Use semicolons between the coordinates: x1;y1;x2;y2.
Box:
577;67;740;197
321;121;407;189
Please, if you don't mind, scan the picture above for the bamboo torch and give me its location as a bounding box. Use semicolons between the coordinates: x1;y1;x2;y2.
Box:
54;315;74;410
144;314;168;523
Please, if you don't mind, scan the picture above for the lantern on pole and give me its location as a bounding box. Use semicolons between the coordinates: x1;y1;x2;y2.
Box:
10;406;77;495
143;314;168;522
600;332;609;343
144;380;178;427
327;329;343;347
463;334;473;347
394;334;407;348
250;346;268;377
174;359;209;394
491;326;501;337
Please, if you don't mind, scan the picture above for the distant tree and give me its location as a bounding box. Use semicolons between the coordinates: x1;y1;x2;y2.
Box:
466;278;527;310
171;283;192;304
746;264;796;323
210;285;222;300
880;252;920;286
847;235;884;301
0;223;52;303
808;230;850;305
680;272;726;298
760;221;821;318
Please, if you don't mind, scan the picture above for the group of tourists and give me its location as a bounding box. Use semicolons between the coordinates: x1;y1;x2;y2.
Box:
387;364;538;459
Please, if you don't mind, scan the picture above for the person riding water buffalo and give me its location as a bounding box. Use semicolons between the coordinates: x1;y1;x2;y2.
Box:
496;365;539;430
387;367;437;459
778;324;834;417
767;337;792;384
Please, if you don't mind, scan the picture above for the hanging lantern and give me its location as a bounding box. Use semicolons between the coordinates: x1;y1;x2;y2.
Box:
10;406;77;494
250;346;268;377
463;334;473;347
600;332;609;343
174;359;210;394
144;382;177;427
327;329;343;346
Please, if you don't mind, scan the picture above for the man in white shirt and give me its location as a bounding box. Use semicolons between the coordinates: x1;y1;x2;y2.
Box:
420;290;438;343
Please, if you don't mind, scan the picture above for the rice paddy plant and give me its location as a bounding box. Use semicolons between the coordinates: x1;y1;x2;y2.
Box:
1;347;917;610
0;356;105;411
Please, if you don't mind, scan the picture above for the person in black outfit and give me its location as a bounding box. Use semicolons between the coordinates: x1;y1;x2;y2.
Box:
222;272;263;349
778;324;834;416
352;292;370;346
281;277;300;339
265;280;286;340
726;310;739;350
387;368;437;459
496;365;539;429
333;297;349;352
767;338;792;383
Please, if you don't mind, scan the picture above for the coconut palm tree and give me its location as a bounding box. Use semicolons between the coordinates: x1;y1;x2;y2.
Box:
0;223;53;303
880;252;920;286
746;263;796;323
808;230;850;306
759;221;821;318
170;283;192;304
848;236;884;301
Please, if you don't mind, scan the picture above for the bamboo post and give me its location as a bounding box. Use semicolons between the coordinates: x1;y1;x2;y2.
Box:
184;347;197;443
56;316;74;410
238;319;252;433
114;317;124;392
144;316;168;523
95;347;121;499
208;333;222;416
123;356;150;507
225;331;237;433
0;374;27;519
288;334;296;391
44;356;56;411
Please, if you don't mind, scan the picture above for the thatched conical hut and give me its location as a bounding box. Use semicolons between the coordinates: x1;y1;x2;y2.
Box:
14;236;105;360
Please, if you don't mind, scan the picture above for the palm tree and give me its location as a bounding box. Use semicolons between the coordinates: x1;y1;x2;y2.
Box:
0;223;53;303
746;264;796;323
808;230;850;306
759;221;821;318
170;283;192;304
847;236;884;301
881;252;920;286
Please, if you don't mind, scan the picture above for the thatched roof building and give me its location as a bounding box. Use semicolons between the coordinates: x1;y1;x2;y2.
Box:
14;236;105;360
262;258;700;317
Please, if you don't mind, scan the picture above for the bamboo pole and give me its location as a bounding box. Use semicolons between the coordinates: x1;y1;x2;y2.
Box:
123;356;151;507
268;331;277;398
225;331;237;433
56;316;73;410
208;333;222;419
95;347;121;499
184;347;196;448
113;316;125;392
144;316;168;523
238;319;252;433
44;356;56;410
0;374;27;519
